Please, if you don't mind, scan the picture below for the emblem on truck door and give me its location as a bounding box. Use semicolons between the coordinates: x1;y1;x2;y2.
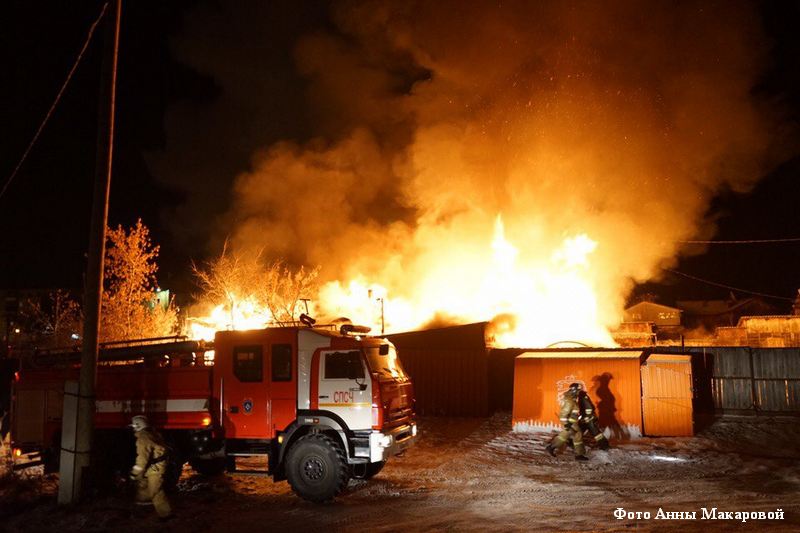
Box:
333;391;354;403
243;398;254;414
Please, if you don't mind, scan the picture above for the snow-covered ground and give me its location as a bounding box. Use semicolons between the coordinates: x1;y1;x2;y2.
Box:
3;414;799;532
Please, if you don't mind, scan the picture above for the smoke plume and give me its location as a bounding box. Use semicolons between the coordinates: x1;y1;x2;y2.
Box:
168;1;785;340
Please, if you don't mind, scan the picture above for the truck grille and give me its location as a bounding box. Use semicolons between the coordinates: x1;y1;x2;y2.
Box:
383;406;413;428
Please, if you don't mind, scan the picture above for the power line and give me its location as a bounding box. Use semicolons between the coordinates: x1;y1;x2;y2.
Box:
663;268;794;302
0;2;109;202
679;237;800;244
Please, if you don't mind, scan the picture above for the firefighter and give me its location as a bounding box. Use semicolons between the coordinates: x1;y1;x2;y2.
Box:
545;383;588;461
577;387;610;450
129;415;172;520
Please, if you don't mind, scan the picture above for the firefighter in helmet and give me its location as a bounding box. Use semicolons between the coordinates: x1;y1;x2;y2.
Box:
545;383;588;461
129;415;172;520
577;387;610;450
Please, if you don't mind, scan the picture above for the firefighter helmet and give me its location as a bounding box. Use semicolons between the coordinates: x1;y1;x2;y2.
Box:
130;415;149;432
568;382;582;397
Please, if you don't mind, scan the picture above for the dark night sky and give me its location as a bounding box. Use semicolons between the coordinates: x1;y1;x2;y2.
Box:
1;1;798;310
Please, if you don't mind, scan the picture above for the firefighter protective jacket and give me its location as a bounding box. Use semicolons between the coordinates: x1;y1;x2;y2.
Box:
577;391;597;423
132;427;168;478
558;393;581;427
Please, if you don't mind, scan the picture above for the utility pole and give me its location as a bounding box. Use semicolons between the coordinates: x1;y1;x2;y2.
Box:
379;297;385;335
59;0;120;504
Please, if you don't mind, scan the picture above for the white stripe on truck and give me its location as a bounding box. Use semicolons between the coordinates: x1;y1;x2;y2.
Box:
95;398;209;413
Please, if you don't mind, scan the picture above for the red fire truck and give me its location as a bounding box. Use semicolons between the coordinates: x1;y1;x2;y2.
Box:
9;323;417;502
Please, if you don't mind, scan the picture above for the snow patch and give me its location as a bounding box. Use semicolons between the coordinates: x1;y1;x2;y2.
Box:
513;420;642;439
512;420;561;433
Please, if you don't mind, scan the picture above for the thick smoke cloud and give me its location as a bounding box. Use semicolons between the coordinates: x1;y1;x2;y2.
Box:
163;1;784;332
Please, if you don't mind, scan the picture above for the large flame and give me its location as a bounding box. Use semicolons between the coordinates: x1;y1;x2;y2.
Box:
174;1;778;351
187;214;615;348
188;297;274;342
316;214;614;347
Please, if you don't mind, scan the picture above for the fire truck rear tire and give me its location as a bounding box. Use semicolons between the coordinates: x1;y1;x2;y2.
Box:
286;433;349;503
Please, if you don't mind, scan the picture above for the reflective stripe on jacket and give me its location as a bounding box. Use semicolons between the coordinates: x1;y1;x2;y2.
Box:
558;394;580;425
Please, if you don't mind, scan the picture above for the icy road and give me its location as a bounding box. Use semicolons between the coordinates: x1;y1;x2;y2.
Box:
4;414;799;532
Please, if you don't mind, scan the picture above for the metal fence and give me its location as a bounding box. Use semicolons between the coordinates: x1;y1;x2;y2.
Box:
662;347;800;414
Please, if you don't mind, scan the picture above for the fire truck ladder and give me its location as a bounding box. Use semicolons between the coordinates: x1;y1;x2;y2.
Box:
29;336;214;368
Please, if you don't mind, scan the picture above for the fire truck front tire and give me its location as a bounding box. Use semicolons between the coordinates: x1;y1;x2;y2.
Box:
286;433;349;503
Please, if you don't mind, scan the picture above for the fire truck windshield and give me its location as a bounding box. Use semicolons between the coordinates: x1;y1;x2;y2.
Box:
364;345;408;380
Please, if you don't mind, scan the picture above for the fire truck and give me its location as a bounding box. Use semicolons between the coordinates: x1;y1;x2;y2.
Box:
8;322;417;502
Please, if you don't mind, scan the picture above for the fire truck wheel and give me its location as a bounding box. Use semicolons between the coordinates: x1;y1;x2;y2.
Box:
286;433;349;503
189;457;227;476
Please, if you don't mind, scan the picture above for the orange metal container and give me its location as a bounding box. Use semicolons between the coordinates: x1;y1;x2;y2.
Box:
640;354;693;436
512;350;694;438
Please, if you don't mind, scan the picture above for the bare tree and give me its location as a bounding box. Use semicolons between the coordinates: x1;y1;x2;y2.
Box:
193;243;320;327
260;262;320;325
101;219;178;341
192;241;263;328
20;290;83;349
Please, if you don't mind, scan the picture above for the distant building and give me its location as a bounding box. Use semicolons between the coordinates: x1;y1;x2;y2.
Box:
616;302;682;346
716;315;800;347
611;321;656;347
623;301;682;327
675;296;776;331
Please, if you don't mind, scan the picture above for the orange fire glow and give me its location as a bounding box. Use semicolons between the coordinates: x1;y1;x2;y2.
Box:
316;215;615;347
188;214;616;348
181;1;777;352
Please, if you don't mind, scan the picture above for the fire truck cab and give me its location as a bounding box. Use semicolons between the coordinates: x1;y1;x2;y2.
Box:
208;326;417;500
10;325;417;502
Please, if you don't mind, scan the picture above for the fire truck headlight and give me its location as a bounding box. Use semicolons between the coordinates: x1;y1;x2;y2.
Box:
379;435;393;448
411;424;418;437
202;416;212;426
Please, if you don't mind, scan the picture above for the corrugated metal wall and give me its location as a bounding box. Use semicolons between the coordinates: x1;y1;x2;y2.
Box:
712;347;754;410
658;346;800;413
397;347;489;416
752;348;800;411
390;324;800;418
387;323;491;417
640;355;693;436
512;355;644;438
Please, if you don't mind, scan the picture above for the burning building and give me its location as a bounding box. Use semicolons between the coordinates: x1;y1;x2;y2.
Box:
172;1;788;352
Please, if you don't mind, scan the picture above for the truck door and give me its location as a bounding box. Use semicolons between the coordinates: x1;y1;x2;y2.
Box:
223;344;271;438
316;350;371;430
